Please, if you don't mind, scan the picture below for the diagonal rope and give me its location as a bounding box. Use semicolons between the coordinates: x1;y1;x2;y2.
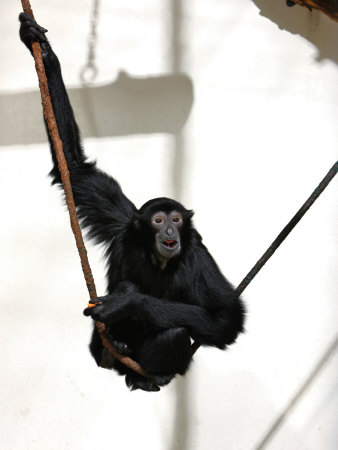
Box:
21;0;149;379
235;161;338;296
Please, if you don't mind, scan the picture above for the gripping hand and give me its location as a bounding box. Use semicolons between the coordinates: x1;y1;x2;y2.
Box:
19;13;48;52
83;282;141;324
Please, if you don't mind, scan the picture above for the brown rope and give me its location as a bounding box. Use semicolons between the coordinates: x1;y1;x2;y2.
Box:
21;0;149;379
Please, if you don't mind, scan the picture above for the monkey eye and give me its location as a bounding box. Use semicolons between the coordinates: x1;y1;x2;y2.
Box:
154;217;164;224
172;217;181;223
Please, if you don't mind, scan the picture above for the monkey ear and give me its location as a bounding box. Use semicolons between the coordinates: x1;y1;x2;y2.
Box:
186;209;194;220
133;213;141;230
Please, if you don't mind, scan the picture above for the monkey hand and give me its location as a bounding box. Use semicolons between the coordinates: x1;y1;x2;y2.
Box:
19;13;48;51
83;293;139;324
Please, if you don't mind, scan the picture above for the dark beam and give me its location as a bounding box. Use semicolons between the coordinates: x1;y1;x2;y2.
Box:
291;0;338;22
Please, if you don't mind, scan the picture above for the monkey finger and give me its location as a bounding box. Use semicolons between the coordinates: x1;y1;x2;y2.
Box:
28;26;47;42
19;12;33;22
88;298;103;305
37;25;48;34
83;307;93;316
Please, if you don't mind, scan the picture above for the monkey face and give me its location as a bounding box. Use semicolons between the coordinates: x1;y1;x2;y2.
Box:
151;211;182;259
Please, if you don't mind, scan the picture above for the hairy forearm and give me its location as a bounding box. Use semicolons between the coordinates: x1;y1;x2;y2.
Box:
135;295;229;347
19;13;84;172
39;42;87;179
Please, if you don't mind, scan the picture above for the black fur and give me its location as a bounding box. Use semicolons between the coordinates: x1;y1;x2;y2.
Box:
19;13;245;392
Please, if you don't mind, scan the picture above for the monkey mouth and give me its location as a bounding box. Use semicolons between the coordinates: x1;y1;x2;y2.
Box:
162;240;178;249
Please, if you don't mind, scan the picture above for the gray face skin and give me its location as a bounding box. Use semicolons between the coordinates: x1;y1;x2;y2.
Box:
151;211;183;262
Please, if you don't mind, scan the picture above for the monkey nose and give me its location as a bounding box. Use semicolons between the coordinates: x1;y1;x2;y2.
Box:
166;226;174;236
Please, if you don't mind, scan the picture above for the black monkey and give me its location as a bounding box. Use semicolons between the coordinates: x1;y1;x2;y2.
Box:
19;13;245;392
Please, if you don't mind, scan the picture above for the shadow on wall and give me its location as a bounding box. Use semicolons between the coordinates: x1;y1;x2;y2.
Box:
0;71;193;147
252;0;338;64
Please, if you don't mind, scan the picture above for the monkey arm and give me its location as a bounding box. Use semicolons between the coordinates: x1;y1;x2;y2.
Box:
19;13;85;173
85;288;244;349
19;13;136;240
135;296;242;348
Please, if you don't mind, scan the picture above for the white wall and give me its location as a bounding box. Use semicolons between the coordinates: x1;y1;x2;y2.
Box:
0;1;337;449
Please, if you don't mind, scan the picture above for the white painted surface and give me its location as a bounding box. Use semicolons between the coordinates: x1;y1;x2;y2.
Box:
0;1;337;449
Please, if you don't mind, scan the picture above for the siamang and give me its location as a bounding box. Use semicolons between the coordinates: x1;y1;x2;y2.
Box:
19;13;245;392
